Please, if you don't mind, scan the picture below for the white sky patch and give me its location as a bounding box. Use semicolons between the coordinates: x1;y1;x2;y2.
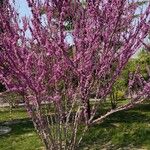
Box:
65;33;74;46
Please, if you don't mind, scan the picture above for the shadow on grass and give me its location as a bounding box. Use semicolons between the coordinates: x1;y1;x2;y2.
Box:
132;103;150;112
106;111;150;124
79;104;150;150
10;121;34;136
0;120;43;150
80;123;150;150
0;119;34;137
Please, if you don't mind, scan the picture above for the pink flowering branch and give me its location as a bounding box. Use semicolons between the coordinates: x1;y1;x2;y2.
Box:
0;0;150;149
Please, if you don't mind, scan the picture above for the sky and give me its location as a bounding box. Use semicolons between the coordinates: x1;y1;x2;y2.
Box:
13;0;149;50
14;0;31;18
13;0;74;45
14;0;148;17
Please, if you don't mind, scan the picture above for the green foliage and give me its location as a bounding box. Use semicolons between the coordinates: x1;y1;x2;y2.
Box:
117;91;125;99
136;1;148;6
131;50;150;80
109;49;150;107
116;49;150;89
138;50;150;65
64;19;73;31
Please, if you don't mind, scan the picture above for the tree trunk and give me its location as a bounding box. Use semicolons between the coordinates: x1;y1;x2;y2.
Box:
81;98;91;124
85;99;91;120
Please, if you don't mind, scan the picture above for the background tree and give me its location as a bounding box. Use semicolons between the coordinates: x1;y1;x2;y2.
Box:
137;50;150;77
0;0;150;149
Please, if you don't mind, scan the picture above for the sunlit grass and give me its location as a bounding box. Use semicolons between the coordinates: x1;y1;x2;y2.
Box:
0;107;28;122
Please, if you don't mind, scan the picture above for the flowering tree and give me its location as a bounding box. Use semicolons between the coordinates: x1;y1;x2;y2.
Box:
0;0;150;149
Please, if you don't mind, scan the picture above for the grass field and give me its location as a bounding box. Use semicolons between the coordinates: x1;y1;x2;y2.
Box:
0;103;150;150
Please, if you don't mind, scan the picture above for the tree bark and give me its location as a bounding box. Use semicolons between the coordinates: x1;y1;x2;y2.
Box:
85;99;91;120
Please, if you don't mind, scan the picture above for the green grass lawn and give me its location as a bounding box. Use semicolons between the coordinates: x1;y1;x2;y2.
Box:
81;103;150;150
0;107;28;122
0;103;150;150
